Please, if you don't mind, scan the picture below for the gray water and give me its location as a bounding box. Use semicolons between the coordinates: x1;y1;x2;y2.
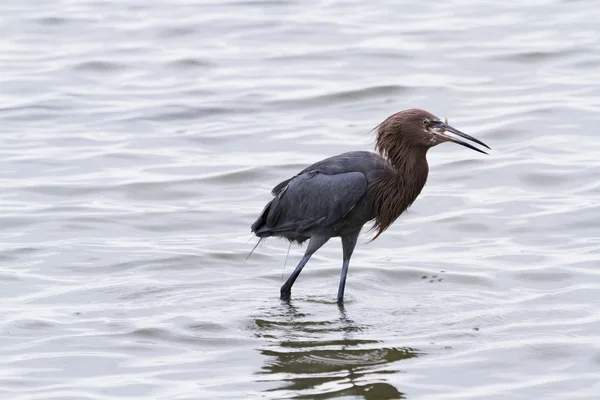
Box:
1;0;599;399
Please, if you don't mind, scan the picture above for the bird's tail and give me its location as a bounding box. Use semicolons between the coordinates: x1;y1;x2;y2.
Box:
251;199;274;237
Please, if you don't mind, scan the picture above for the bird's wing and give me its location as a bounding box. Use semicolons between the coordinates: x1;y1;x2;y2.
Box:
271;151;378;195
263;170;367;233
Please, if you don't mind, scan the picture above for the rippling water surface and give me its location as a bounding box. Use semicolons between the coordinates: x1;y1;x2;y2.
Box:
1;0;600;399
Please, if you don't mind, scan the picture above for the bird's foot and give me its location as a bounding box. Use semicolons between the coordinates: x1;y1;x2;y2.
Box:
280;286;291;301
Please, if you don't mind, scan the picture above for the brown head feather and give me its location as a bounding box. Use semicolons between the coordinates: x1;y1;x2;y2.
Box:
369;109;437;239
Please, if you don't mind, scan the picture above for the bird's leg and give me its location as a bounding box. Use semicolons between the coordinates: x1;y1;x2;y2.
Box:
338;230;360;304
280;235;329;301
280;254;310;301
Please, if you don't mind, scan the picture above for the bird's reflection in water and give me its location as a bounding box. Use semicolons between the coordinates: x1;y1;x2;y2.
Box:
254;300;422;399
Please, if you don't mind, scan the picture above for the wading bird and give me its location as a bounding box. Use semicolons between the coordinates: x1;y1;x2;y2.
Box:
251;109;489;304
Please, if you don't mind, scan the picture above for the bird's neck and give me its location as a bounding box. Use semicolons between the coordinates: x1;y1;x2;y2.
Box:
370;143;429;239
386;141;428;176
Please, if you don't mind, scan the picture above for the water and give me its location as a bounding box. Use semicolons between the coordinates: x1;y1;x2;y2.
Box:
1;0;599;398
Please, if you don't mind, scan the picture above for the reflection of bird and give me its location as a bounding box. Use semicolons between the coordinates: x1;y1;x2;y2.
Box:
252;109;490;303
255;302;417;398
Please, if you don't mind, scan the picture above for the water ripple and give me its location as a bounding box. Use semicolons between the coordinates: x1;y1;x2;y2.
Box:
1;0;600;399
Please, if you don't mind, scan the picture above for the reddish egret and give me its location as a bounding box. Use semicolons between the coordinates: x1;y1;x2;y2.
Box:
251;109;490;303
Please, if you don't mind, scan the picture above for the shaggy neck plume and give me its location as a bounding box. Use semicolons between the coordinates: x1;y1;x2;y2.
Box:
369;120;430;239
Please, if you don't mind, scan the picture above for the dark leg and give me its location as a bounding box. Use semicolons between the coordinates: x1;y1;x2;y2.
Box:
338;230;360;304
280;235;329;301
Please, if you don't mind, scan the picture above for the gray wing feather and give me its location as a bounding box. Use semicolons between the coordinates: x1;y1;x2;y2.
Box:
265;171;367;233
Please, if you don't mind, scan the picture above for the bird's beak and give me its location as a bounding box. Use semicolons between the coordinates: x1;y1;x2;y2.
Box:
430;120;490;155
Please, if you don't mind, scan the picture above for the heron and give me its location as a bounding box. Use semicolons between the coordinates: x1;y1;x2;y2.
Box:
251;108;490;304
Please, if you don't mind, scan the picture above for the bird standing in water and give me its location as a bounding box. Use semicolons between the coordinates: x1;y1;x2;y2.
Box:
251;109;490;304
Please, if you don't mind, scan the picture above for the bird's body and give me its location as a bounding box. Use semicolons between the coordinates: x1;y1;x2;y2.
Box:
251;109;489;303
253;151;406;243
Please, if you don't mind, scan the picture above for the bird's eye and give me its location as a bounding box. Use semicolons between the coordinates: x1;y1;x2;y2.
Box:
422;119;430;126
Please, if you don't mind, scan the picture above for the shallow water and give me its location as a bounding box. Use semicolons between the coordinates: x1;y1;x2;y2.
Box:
1;0;600;399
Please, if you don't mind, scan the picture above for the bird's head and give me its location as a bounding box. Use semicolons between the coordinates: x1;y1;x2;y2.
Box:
376;108;490;156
